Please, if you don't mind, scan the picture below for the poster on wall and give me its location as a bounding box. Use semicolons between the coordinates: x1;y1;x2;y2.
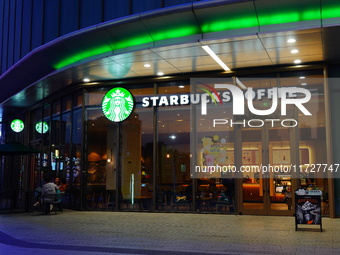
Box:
295;190;322;232
272;149;291;164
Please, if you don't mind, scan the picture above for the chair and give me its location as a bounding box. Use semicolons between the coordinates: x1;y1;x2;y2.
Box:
215;202;233;212
215;197;234;212
50;192;65;214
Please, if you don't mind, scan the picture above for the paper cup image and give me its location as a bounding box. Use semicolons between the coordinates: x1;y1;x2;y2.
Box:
202;137;212;154
205;155;214;166
218;149;226;164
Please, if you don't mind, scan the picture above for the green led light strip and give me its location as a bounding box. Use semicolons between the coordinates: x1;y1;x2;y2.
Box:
53;3;340;70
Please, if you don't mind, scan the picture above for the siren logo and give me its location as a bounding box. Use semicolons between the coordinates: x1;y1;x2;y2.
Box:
10;119;24;133
102;87;134;122
35;121;49;134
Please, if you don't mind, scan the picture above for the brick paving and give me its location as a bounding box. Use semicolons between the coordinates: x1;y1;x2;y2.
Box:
0;210;339;254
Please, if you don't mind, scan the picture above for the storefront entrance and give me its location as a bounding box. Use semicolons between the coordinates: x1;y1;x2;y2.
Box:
238;121;297;216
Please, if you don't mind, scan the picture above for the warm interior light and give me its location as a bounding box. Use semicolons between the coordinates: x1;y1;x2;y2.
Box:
144;63;151;67
301;83;307;86
294;59;302;64
290;49;299;54
287;38;296;43
299;76;305;79
83;78;90;82
157;72;164;76
201;45;230;71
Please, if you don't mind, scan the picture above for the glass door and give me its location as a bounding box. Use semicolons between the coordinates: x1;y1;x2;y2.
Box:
267;121;297;216
240;122;297;215
240;125;264;213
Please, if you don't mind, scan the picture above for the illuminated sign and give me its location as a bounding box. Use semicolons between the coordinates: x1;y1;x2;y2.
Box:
11;119;24;133
102;87;134;122
35;121;49;134
141;81;312;128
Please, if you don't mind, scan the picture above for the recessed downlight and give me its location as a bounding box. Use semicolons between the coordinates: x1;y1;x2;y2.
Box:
301;83;307;86
294;59;302;64
144;63;151;68
179;85;185;88
83;78;90;82
287;38;296;43
299;76;306;79
291;49;299;54
157;72;164;76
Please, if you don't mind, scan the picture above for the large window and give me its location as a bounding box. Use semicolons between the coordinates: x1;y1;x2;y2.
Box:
84;85;154;210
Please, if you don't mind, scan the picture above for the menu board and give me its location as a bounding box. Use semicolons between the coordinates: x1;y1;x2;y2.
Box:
295;190;322;232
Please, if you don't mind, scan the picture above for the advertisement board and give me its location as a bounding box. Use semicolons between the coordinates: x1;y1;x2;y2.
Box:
295;190;322;232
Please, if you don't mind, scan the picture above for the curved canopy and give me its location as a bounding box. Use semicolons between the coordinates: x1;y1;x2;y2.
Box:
0;0;340;118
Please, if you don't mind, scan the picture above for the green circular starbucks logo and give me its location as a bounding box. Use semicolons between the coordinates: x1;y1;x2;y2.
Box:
102;87;134;122
35;121;49;134
11;119;25;133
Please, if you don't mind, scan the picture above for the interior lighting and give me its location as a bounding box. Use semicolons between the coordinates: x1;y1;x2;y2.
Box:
169;135;176;139
299;76;306;79
301;83;307;86
144;63;151;68
179;85;185;88
287;38;296;43
83;78;90;82
157;72;164;76
294;59;302;64
201;45;230;71
291;49;299;54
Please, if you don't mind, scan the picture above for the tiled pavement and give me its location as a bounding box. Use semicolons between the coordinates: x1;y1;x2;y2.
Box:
0;210;340;255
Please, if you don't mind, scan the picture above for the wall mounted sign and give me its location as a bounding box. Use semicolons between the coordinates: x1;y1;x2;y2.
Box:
11;119;24;133
35;121;49;133
102;87;134;122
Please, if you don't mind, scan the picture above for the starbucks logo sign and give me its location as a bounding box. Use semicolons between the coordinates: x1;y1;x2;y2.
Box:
102;87;134;122
35;121;49;134
11;119;24;133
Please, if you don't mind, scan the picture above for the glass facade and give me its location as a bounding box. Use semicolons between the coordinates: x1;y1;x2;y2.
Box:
3;68;326;216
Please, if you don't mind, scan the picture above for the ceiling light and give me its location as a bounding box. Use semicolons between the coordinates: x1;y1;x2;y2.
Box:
299;76;306;79
287;38;296;43
179;85;185;88
291;49;299;54
144;63;151;68
201;45;230;71
83;78;90;82
294;59;302;64
157;72;164;76
301;83;307;86
169;135;176;139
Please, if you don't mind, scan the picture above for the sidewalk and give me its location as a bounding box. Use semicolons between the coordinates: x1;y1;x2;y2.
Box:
1;210;339;255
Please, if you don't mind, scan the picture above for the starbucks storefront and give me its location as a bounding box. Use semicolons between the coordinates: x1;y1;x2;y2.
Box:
22;67;333;217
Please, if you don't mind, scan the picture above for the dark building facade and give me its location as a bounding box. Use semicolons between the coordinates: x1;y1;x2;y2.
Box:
1;0;340;217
